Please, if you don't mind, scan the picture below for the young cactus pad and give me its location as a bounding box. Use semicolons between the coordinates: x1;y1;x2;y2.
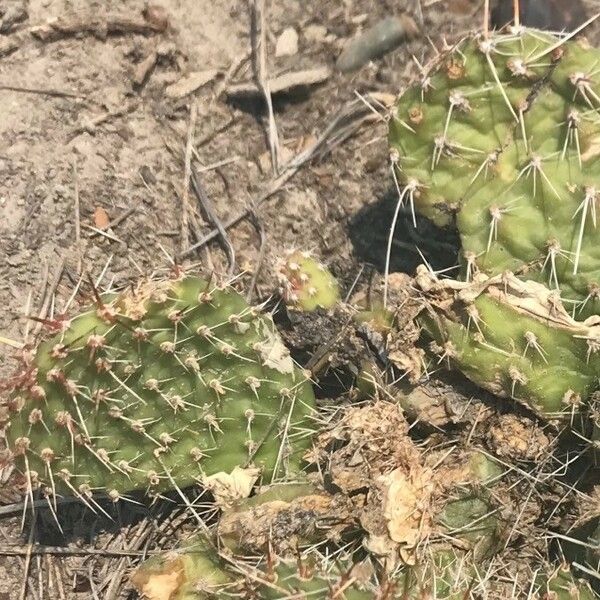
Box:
415;266;600;419
2;276;316;500
277;250;340;312
390;28;600;314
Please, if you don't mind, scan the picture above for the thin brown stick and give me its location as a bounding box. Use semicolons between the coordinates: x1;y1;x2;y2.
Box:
251;0;280;175
513;0;520;27
212;52;250;102
483;0;489;36
0;85;83;98
87;206;136;237
245;208;267;303
180;101;198;253
73;157;82;273
0;546;161;557
18;519;35;600
180;165;297;258
189;165;236;274
179;95;378;258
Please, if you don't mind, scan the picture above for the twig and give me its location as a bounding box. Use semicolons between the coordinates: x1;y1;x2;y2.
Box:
81;223;124;244
180;165;297;258
251;0;280;175
212;52;250;101
189;165;236;275
196;114;237;148
0;546;161;558
0;85;83;99
245;207;267;303
32;258;65;336
180;94;383;258
18;516;36;600
180;101;198;253
196;156;240;173
72;157;81;273
68;105;133;140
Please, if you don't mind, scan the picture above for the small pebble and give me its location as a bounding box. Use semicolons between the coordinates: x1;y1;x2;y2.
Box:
275;27;299;57
336;15;418;73
304;24;328;44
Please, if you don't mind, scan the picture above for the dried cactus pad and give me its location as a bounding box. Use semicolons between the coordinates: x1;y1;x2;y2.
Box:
2;276;316;500
390;28;600;314
415;266;600;419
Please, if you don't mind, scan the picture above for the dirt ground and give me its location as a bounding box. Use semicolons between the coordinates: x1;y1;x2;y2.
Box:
1;0;600;598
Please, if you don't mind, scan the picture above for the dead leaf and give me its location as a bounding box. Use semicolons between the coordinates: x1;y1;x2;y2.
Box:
94;206;110;229
202;466;260;507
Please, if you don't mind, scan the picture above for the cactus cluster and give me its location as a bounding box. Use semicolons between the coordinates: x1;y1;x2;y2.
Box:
131;400;595;599
387;25;600;426
1;274;316;502
390;27;600;316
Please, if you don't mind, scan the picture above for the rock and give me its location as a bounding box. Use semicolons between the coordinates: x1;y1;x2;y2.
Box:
304;24;328;44
336;15;419;73
275;27;299;57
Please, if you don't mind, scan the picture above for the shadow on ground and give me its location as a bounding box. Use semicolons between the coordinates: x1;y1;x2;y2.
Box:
349;186;461;276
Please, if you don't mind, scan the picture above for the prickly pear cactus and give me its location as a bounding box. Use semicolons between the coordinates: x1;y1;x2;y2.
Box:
2;275;316;500
131;534;384;600
277;250;340;312
538;566;596;600
390;28;600;315
415;266;600;419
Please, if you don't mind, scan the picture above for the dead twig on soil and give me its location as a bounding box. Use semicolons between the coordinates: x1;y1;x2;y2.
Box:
245;208;267;303
189;165;236;275
87;207;137;237
213;52;251;101
250;0;280;176
68;103;136;140
18;516;37;600
180;93;390;259
180;165;297;259
30;14;168;42
196;114;237;148
0;85;84;99
180;101;198;253
73;158;82;273
0;546;161;558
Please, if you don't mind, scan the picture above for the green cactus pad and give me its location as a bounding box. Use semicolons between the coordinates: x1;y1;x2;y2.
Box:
277;250;340;312
536;566;596;600
415;266;600;419
390;28;600;315
3;275;316;500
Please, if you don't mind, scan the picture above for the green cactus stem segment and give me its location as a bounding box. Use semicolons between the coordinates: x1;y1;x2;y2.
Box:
3;276;316;500
390;29;600;314
414;266;600;419
277;250;340;312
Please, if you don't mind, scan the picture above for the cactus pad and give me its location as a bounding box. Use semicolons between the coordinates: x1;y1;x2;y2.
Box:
2;275;316;501
277;250;340;312
390;28;600;315
415;266;600;419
